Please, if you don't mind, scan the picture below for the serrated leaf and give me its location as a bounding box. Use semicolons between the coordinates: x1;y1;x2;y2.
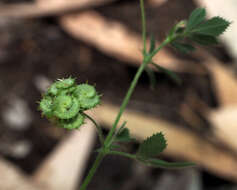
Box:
189;34;218;45
171;42;195;54
186;8;206;31
192;17;230;36
137;132;167;159
151;62;182;85
145;67;156;90
143;158;195;169
149;34;156;53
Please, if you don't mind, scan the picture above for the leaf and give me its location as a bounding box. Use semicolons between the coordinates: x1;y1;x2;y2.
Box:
143;158;195;169
116;124;135;142
145;67;156;90
192;17;231;36
171;42;195;54
116;128;131;142
151;62;182;85
186;8;206;31
137;132;167;159
149;34;156;53
189;34;218;45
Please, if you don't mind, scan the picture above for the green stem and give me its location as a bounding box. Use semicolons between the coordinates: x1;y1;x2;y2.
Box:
78;1;173;189
79;36;172;190
79;151;105;190
148;37;171;60
104;0;148;147
108;150;136;160
107;121;127;147
140;0;147;54
104;37;171;147
83;112;104;145
104;60;148;146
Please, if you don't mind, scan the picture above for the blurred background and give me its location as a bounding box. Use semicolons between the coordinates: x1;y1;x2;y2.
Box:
0;0;237;189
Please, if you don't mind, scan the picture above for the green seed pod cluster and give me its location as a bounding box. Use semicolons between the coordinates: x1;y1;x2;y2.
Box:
39;77;100;130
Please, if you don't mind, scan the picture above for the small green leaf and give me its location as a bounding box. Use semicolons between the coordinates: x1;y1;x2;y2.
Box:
116;121;127;136
192;17;230;36
144;158;195;169
186;8;206;31
116;127;132;142
137;132;167;159
151;62;182;85
145;67;157;90
149;34;156;53
189;34;218;45
115;122;135;142
171;42;195;54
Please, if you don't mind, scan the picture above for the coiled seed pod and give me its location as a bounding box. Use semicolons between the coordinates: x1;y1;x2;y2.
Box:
59;113;85;130
74;84;100;110
39;96;53;118
39;78;100;130
55;78;75;89
53;95;80;119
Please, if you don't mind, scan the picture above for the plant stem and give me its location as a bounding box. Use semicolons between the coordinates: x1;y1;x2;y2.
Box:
104;37;171;147
78;1;172;189
79;151;105;190
83;112;104;145
79;34;171;190
149;37;171;60
107;121;127;147
104;60;148;146
140;0;147;54
104;0;148;146
108;150;136;160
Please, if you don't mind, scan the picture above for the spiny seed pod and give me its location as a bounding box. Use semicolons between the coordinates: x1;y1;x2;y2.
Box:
39;77;101;130
73;84;100;110
55;78;75;89
39;96;53;118
53;95;80;119
59;113;85;130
